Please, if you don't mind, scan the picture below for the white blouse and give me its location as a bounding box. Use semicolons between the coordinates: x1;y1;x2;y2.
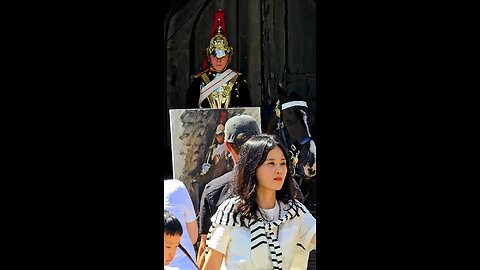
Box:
207;200;316;270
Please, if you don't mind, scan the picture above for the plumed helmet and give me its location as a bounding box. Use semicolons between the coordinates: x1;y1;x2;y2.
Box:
215;123;225;135
206;18;233;59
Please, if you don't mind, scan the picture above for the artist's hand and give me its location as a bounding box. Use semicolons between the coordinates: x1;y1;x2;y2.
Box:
200;163;211;175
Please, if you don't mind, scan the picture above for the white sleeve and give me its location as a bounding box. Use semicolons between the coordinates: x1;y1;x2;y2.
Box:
165;180;197;223
212;146;219;157
298;211;316;251
179;184;196;223
206;224;232;255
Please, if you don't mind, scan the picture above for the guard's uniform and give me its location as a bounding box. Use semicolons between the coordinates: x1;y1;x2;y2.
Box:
185;68;250;108
185;14;251;109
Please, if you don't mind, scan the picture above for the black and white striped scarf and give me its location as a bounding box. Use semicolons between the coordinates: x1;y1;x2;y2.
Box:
207;197;308;270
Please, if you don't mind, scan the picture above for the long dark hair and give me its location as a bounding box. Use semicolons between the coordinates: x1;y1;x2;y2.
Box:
233;134;297;225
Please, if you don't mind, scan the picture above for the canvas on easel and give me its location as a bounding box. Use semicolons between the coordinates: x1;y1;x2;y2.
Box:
169;107;261;212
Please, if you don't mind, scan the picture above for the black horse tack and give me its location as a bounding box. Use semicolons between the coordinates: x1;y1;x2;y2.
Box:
273;99;315;180
263;95;317;216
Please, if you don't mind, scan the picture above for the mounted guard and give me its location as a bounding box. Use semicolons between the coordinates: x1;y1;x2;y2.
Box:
185;9;251;109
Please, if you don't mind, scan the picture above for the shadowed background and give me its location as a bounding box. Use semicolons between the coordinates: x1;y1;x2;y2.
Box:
164;0;316;179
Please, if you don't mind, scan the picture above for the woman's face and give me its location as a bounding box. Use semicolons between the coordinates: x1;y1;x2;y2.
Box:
255;146;287;192
209;54;230;72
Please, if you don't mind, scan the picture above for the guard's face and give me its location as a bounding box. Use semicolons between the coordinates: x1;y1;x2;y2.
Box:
216;133;225;144
210;54;230;72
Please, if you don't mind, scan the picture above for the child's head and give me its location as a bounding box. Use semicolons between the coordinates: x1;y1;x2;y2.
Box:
164;210;183;266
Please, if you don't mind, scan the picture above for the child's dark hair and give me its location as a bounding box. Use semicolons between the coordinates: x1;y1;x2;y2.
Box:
164;210;183;236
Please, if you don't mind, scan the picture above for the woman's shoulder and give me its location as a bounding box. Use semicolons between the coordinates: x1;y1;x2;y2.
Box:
280;199;309;214
217;196;241;210
212;196;245;227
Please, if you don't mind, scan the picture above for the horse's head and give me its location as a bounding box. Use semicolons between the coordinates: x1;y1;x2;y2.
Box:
261;85;316;179
279;99;316;179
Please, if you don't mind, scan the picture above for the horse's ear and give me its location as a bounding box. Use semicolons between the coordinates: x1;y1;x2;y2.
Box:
287;91;305;102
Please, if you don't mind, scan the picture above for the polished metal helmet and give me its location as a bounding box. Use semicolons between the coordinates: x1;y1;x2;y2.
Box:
206;19;233;59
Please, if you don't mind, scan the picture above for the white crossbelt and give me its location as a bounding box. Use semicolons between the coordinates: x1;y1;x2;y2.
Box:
198;69;236;106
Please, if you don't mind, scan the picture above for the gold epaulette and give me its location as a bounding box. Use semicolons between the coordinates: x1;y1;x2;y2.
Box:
230;69;242;76
194;69;210;78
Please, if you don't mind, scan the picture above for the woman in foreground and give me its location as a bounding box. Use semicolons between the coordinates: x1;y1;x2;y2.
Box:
202;134;316;270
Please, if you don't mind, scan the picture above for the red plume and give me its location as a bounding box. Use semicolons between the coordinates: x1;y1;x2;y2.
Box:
219;110;228;125
210;10;227;37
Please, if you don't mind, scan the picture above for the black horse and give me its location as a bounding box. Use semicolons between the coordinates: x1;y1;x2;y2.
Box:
262;91;317;216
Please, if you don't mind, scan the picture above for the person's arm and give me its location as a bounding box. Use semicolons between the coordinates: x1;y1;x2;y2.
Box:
178;181;198;245
202;222;231;270
196;234;207;268
186;220;198;245
298;208;317;252
197;184;212;267
201;248;224;270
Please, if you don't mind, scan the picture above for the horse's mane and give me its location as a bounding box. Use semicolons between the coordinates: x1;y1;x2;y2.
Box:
261;101;275;133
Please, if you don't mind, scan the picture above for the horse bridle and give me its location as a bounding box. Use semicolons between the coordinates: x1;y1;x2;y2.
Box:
274;100;312;177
